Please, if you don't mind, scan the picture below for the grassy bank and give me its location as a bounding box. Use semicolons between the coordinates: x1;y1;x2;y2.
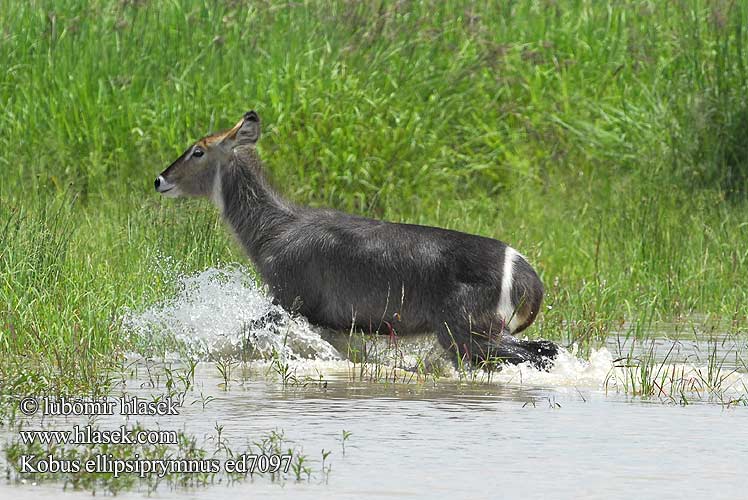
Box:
2;0;748;395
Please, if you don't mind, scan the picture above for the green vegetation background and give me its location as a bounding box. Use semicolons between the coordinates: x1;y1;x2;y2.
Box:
2;0;747;390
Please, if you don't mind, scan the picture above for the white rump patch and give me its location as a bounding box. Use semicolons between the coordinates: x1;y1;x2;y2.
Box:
497;247;522;332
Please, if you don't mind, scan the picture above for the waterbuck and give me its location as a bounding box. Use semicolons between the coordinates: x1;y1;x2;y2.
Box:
155;111;558;369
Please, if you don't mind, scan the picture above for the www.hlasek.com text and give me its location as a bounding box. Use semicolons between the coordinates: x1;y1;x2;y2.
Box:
19;425;178;445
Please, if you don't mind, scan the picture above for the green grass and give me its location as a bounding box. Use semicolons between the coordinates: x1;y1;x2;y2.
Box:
2;0;748;398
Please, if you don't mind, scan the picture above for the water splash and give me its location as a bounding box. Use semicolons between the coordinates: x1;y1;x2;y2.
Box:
487;346;616;387
122;266;341;361
122;266;747;401
481;344;748;401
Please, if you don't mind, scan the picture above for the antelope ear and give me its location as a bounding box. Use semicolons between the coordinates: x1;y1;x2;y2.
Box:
236;110;260;146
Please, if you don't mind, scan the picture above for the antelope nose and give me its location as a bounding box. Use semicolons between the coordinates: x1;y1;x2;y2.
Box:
155;175;176;195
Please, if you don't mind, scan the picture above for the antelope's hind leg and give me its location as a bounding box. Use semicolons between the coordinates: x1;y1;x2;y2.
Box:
488;333;558;370
435;321;558;371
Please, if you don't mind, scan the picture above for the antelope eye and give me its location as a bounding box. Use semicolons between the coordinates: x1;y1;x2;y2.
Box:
192;148;204;158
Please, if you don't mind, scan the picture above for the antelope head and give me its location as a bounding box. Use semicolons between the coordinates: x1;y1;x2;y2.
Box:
155;110;261;198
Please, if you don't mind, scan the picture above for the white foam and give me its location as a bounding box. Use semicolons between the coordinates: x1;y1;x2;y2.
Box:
122;265;341;361
482;344;748;400
485;345;616;387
